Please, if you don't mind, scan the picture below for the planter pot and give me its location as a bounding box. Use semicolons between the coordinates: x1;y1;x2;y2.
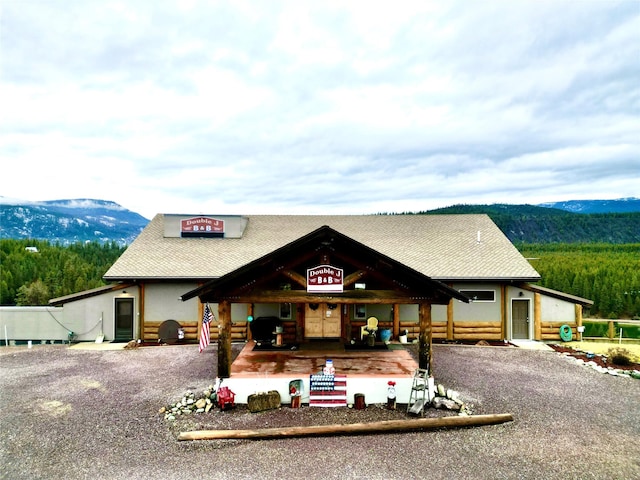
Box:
380;329;392;343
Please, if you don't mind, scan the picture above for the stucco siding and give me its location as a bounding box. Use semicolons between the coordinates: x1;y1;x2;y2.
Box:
540;295;576;323
0;307;66;342
144;283;200;323
453;283;502;322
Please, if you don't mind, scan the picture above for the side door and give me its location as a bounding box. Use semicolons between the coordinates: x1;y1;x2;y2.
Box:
114;297;134;341
511;299;530;339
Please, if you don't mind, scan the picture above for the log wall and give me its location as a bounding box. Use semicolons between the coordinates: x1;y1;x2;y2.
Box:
541;321;577;341
142;321;249;342
453;321;502;340
143;321;199;341
141;319;508;343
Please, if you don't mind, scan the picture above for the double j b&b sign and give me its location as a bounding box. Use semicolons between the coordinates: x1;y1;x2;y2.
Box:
181;217;225;238
307;265;343;293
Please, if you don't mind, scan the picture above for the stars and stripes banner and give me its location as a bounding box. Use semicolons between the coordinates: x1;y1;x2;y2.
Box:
199;303;214;353
309;374;347;407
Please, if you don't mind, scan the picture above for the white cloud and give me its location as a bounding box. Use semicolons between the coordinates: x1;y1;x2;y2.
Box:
1;0;639;219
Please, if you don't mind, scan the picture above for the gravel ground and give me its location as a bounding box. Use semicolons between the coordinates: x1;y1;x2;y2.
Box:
1;343;638;480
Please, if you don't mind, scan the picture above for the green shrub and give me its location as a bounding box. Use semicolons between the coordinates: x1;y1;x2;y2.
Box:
607;347;632;366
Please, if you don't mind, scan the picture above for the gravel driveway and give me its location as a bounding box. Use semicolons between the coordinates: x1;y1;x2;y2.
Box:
1;343;638;480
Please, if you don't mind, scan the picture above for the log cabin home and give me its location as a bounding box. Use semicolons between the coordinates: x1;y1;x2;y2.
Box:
50;212;592;380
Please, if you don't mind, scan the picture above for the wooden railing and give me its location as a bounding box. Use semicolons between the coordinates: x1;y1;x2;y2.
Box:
582;319;640;340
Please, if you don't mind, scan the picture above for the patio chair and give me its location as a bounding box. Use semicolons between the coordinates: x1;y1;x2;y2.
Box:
360;316;379;340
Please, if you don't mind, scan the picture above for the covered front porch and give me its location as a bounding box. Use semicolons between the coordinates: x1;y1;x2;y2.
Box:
224;340;421;405
181;226;469;404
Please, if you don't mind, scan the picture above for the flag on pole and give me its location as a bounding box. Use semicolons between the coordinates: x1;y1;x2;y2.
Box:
199;303;213;352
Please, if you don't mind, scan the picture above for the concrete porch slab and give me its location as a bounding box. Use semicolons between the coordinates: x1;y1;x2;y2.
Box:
224;341;422;405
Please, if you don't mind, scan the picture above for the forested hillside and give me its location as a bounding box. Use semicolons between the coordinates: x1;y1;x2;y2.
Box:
2;205;639;318
1;238;637;319
518;243;640;319
0;239;125;305
421;205;640;243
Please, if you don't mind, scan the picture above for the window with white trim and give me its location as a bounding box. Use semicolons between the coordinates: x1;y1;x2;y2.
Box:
460;289;496;302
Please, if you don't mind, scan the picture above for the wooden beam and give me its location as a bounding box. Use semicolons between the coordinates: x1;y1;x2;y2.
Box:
500;284;506;340
446;298;454;341
343;270;366;287
295;303;304;342
178;413;514;441
139;283;145;341
246;304;254;341
575;304;583;329
282;270;307;288
217;301;232;378
196;301;204;346
392;304;400;338
211;290;448;305
418;303;432;374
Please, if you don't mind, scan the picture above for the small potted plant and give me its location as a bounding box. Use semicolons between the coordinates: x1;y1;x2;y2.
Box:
399;329;408;344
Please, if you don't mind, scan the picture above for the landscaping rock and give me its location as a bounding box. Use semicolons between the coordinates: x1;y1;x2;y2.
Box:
433;397;461;411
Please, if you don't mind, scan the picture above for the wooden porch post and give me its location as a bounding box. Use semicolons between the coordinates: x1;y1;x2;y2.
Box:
392;304;400;339
575;304;583;328
418;303;433;374
138;283;145;341
296;303;304;342
534;293;542;341
446;299;454;341
500;285;506;340
246;304;253;341
218;300;232;378
343;304;351;341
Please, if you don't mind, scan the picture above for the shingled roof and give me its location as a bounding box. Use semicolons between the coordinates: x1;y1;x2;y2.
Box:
103;214;540;282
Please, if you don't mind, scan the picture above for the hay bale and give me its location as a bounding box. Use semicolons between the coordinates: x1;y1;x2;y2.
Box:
247;390;281;413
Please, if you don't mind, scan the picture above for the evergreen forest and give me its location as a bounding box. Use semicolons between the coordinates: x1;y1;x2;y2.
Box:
1;237;638;319
0;239;125;306
518;243;640;319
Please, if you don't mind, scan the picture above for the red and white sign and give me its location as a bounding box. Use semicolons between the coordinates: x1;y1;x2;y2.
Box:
181;217;224;236
307;265;343;293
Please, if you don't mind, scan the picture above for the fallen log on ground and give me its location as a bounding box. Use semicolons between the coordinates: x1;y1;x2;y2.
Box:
178;413;513;441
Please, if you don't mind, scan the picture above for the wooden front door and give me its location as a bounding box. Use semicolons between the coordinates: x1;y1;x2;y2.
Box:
304;303;341;338
512;299;530;339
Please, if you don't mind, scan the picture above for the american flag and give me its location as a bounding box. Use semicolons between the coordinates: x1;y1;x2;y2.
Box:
199;304;213;352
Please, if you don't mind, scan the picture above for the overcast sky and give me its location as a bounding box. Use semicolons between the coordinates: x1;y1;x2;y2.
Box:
1;1;638;220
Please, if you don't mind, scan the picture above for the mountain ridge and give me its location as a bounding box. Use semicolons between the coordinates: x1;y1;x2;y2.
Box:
0;197;148;245
538;197;640;214
1;197;638;245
